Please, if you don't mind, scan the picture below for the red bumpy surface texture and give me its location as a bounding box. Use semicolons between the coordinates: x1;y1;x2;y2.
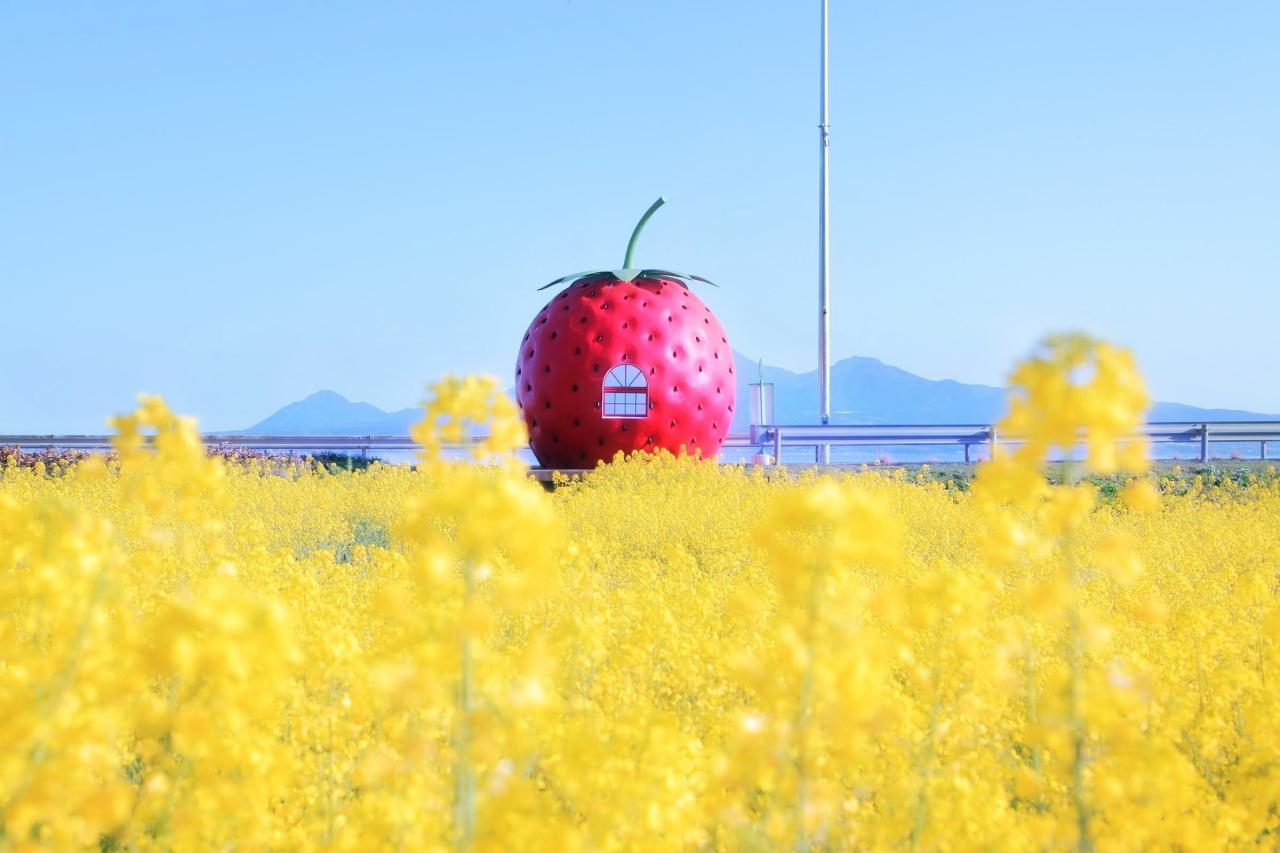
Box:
516;277;736;469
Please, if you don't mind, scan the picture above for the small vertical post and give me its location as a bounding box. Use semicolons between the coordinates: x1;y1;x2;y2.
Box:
964;442;971;464
1199;424;1209;463
774;427;784;465
1261;440;1267;461
988;425;998;461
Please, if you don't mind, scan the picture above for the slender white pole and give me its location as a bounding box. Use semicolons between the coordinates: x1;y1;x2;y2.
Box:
818;0;832;464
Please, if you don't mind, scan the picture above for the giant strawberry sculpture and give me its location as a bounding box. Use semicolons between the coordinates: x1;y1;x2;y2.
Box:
516;198;736;469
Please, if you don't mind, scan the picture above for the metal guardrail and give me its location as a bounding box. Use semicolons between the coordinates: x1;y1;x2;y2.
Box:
3;421;1278;465
0;434;428;458
748;422;1280;464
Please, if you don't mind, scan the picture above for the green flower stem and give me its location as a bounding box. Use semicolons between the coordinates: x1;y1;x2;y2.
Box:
455;561;477;852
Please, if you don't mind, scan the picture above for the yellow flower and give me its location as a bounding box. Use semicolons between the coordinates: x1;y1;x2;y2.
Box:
1120;479;1161;513
2;338;1276;849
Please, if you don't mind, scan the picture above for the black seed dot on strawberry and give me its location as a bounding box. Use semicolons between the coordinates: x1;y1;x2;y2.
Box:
698;366;704;373
597;437;605;446
602;302;610;310
593;364;600;372
721;336;727;342
516;367;521;375
669;419;677;427
539;316;547;324
714;352;720;359
712;422;718;430
550;331;557;340
531;419;538;428
704;318;710;324
544;401;551;409
573;418;580;426
642;301;648;307
690;437;697;444
647;334;654;341
667;316;674;323
695;336;701;342
544;365;551;373
682;304;687;310
621;353;628;361
594;400;601;408
672;385;679;393
552;434;558;443
671;350;677;358
526;348;534;357
729;367;734;374
595;335;604;343
716;387;721;393
562;305;570;311
622;322;629;328
588;290;597;296
649;368;656;375
571;384;579;392
524;384;531;392
580;316;588;323
697;403;703;411
575;347;582;355
646;436;655;445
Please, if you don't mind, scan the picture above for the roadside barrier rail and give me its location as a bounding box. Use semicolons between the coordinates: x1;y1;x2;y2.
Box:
3;421;1278;465
747;422;1280;464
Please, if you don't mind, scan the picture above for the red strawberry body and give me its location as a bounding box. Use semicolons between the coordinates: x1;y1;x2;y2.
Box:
516;276;735;469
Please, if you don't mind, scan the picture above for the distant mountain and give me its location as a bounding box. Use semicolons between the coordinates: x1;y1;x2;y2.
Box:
238;390;420;435
728;350;1276;432
242;358;1276;436
1144;402;1273;422
729;351;1009;432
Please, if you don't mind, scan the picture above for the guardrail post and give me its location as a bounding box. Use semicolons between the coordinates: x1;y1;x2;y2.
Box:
1262;440;1268;461
773;428;783;465
963;442;971;464
1199;424;1209;463
988;426;998;461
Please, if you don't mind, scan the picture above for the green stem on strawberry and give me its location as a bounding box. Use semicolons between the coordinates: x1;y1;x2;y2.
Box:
623;197;665;269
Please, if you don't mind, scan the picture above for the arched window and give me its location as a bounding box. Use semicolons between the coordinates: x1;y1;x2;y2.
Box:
602;364;648;418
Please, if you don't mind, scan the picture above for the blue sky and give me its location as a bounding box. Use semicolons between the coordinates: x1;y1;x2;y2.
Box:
3;1;1277;431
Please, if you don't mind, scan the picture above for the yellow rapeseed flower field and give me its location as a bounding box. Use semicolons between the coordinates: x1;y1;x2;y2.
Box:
2;336;1278;851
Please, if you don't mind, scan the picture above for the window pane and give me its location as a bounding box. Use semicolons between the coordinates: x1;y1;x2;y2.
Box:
602;388;649;417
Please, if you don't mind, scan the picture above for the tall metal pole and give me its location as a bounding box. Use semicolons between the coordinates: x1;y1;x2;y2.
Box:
817;0;832;464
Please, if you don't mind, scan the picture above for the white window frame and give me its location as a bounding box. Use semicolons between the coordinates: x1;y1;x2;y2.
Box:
601;364;648;419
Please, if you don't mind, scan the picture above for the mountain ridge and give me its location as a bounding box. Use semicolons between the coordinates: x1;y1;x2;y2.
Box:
237;390;421;435
236;353;1277;435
